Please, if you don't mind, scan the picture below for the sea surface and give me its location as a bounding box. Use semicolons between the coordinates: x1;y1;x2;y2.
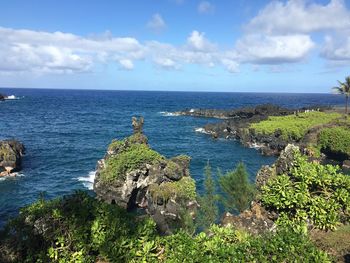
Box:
0;88;344;227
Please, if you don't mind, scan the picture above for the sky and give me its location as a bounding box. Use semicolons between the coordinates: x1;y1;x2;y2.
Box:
0;0;350;93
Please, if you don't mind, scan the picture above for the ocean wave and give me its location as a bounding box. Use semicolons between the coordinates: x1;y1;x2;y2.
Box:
5;95;20;100
249;142;264;149
159;111;180;117
77;171;95;190
195;128;211;134
0;172;25;181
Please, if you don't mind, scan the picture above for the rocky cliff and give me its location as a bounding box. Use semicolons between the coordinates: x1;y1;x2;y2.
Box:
0;140;25;177
94;117;197;234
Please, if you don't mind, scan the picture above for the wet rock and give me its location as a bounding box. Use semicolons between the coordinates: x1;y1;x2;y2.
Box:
0;140;25;177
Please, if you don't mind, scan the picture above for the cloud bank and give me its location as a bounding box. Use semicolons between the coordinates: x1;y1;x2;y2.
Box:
1;0;350;75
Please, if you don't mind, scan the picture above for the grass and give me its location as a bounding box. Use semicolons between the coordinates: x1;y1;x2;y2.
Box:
250;112;342;141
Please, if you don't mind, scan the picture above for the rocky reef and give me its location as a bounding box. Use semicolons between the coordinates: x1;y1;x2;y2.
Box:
94;117;197;234
0;140;25;176
0;93;5;101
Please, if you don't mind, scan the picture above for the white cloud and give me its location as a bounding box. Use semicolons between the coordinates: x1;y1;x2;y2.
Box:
147;13;166;33
246;0;350;34
235;34;315;64
187;30;215;51
320;35;350;64
198;1;215;14
154;57;179;70
119;59;134;70
221;59;239;73
0;26;144;74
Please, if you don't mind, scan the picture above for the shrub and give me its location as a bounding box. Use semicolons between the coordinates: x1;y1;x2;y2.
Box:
261;151;350;231
319;126;350;160
250;112;341;141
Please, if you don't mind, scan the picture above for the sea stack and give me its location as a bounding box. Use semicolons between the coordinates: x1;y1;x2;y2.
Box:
93;117;197;234
0;140;25;176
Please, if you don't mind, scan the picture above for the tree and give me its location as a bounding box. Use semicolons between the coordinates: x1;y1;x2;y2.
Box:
333;76;350;116
219;162;255;213
197;161;218;230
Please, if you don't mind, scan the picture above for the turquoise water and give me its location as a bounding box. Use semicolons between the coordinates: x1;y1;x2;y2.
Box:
0;88;344;227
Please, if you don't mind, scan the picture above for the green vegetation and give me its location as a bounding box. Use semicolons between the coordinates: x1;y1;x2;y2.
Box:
107;139;124;152
261;150;350;232
250;112;341;140
197;162;219;230
319;126;350;158
219;162;255;213
101;143;163;182
0;191;330;263
333;76;350;115
149;176;196;203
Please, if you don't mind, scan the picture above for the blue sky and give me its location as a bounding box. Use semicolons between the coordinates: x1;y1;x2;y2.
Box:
0;0;350;92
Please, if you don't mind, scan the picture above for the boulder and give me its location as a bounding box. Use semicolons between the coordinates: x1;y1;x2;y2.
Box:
94;117;197;234
0;140;25;176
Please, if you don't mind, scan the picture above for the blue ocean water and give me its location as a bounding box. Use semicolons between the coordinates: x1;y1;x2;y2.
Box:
0;88;344;227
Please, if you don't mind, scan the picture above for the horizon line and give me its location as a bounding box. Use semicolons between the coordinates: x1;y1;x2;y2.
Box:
0;86;335;95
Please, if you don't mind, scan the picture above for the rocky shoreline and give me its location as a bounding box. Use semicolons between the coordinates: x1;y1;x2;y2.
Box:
0;140;25;177
177;104;333;155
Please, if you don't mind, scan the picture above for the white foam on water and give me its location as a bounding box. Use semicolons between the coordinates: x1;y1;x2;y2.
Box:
249;142;264;149
159;111;180;116
0;172;25;181
77;171;96;190
5;95;19;100
195;127;211;134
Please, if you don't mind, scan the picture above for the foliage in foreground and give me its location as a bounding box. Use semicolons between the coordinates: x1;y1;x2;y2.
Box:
219;162;255;213
0;191;330;263
250;111;341;141
318;126;350;159
261;150;350;232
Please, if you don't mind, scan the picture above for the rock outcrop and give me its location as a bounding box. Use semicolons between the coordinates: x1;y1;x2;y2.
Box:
221;202;276;235
0;140;25;177
94;117;197;234
0;94;5;101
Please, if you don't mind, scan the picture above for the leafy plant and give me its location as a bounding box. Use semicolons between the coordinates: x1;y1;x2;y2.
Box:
261;151;350;231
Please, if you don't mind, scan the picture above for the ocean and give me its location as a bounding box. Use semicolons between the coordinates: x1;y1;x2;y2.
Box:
0;88;344;227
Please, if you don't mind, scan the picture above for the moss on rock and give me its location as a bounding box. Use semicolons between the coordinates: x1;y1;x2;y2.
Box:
149;176;196;203
101;141;163;182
